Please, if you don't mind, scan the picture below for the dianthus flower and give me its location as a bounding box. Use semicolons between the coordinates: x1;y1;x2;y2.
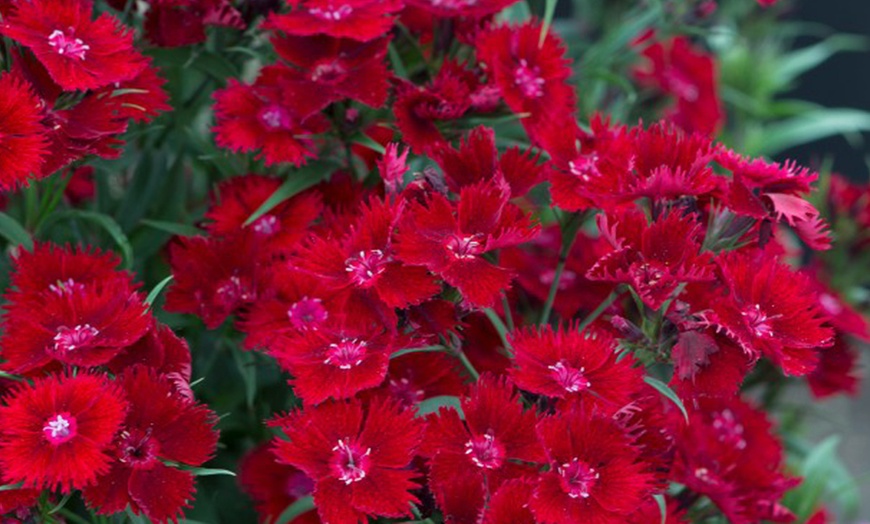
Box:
238;444;319;524
0;73;49;190
143;0;245;47
271;397;424;524
263;0;402;42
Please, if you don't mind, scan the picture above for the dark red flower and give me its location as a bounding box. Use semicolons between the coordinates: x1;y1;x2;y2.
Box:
1;0;147;91
422;375;544;522
83;366;218;524
0;73;49;190
0;373;127;491
107;320;193;395
212;65;332;167
363;351;464;409
263;0;402;42
395;179;539;308
271;397;424;524
668;329;751;400
510;324;644;414
239;444;319;524
532;406;657;523
93;58;171;124
407;0;519;18
807;335;861;399
144;0;245;47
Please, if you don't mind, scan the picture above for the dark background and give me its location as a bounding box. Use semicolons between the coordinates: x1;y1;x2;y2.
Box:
785;0;870;180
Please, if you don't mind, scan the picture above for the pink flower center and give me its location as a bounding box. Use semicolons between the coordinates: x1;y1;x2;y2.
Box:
557;458;600;499
252;214;280;235
311;61;347;83
513;59;545;99
309;4;353;21
53;324;99;352
324;338;367;369
388;377;425;408
216;276;254;307
741;303;780;338
711;409;747;450
464;431;505;469
48;29;89;60
568;154;600;182
258;104;292;130
330;438;372;485
287;297;328;329
119;428;160;468
445;234;483;260
43;413;77;445
49;278;83;296
345;249;389;286
548;360;591;393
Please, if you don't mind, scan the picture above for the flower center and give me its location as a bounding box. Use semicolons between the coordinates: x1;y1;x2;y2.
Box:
48;29;89;60
557;458;600;499
49;278;83;296
330;439;372;485
258;104;292;130
387;377;425;408
568;154;600;182
548;360;591;393
53;324;99;353
324;338;367;369
741;303;780;338
513;59;545;98
711;409;747;450
287;297;328;329
118;428;160;468
216;275;254;307
445;234;483;260
464;431;505;469
43;413;77;445
309;4;353;20
345;249;389;286
311;61;347;83
252;214;280;235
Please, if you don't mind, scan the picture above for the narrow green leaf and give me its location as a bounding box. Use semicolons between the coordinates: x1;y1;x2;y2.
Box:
652;493;667;524
388;42;408;79
231;346;257;409
191;50;239;80
774;35;866;89
145;275;174;306
182;466;237;477
41;210;133;269
644;376;688;423
140;219;203;237
539;0;558;47
416;395;463;418
0;212;33;250
0;371;24;382
390;345;447;360
351;133;387;155
276;496;315;524
497;1;530;23
752;109;870;156
243;161;338;226
0;482;24;492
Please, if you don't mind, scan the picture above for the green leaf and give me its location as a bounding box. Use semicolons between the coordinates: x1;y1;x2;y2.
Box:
785;435;859;520
276;496;315;524
416;395;463;418
388;42;408;79
40;210;134;269
243;160;338;226
0;212;33;250
191;50;239;80
497;1;530;23
145;275;174;306
652;493;667;524
540;0;559;47
350;133;387;155
750;108;870;156
0;482;23;492
773;35;866;90
182;466;237;477
140;219;203;237
231;346;257;409
644;376;688;423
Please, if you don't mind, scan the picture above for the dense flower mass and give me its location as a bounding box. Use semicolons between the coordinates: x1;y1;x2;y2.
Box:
0;0;862;522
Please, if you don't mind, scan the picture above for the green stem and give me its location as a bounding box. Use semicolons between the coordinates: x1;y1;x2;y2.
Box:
453;345;481;381
577;289;623;332
483;308;513;358
55;509;92;524
540;211;585;325
501;295;515;332
390;345;448;360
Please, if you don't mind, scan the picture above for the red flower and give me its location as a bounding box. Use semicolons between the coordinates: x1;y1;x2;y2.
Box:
271;397;424;524
807;335;861;399
422;375;544;522
363;351;464;409
212;65;332;167
407;0;520;18
668;330;751;400
634;36;724;135
482;478;536;524
239;444;319;524
107;320;193;395
144;0;245;47
7;242;124;299
272;34;391;108
532;407;656;523
395;179;539;308
1;0;147;91
83;366;218;524
0;373;127;491
588;208;714;310
699;251;834;376
510;325;644;414
93;58;171;124
263;0;402;42
0;73;49;190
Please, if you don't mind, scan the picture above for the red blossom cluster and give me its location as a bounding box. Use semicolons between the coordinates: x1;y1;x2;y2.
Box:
0;0;861;523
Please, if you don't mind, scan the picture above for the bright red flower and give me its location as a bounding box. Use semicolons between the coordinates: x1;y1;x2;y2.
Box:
144;0;245;47
634;36;724;135
239;444;319;524
395;179;539;308
93;58;171;124
422;375;544;522
6;242;125;299
407;0;519;18
672;396;798;524
532;407;657;524
107;320;193;395
588;208;714;310
481;477;536;524
271;397;424;524
263;0;402;42
83;366;218;524
475;21;574;131
510;325;644;414
272;34;391;108
668;329;751;400
698;251;834;376
363;351;464;409
0;373;127;491
212;65;332;167
1;0;147;91
0;73;49;190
